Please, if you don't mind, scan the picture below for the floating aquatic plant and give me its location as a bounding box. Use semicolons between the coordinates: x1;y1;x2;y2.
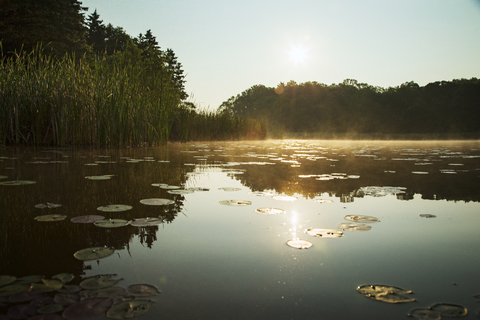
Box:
34;214;67;222
85;175;114;180
96;205;132;212
70;215;105;223
30;279;63;293
52;273;74;284
219;200;252;206
248;191;276;196
129;218;163;227
430;303;467;317
94;219;129;228
167;189;194;195
0;275;16;287
140;198;175;206
79;275;123;290
0;180;36;186
35;203;62;209
419;214;436;218
106;300;154;319
255;207;285;215
38;303;65;314
305;228;343;238
187;187;210;191
74;246;115;261
408;308;441;320
357;284;415;303
125;284;160;297
218;187;241;191
79;286;126;299
337;222;372;232
53;293;80;305
0;283;30;296
286;239;313;249
344;215;380;223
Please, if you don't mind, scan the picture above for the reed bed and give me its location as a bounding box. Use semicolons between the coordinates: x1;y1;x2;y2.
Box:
0;44;181;146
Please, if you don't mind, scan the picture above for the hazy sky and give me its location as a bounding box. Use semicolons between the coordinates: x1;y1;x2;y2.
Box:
80;0;480;110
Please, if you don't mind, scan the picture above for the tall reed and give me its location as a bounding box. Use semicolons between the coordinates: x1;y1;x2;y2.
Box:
0;43;181;146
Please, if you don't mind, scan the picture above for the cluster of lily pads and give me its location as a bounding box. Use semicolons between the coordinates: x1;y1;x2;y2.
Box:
287;214;380;249
0;273;160;319
356;284;468;319
33;201;176;228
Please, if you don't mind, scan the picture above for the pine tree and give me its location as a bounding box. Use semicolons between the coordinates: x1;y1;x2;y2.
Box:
86;9;106;53
166;48;188;100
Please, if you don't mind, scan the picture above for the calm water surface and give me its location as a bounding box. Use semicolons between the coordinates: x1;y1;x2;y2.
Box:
1;140;480;320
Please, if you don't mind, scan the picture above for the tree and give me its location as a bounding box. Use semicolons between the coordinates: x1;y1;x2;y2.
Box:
86;9;106;53
165;48;188;100
0;0;88;57
104;24;131;55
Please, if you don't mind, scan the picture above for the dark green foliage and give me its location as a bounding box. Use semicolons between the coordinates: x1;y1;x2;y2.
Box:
219;78;480;138
86;9;106;53
0;0;88;58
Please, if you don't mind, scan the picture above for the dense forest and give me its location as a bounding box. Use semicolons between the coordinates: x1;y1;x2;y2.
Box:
219;78;480;139
0;0;266;146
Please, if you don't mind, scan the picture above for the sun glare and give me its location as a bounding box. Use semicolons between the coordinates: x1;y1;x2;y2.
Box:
288;45;307;64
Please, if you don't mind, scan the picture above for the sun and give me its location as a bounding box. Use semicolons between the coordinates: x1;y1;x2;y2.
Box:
288;45;308;64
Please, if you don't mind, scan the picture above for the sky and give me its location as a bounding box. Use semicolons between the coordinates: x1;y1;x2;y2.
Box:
80;0;480;111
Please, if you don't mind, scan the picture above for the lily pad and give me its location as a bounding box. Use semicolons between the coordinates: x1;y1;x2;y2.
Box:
129;217;163;227
70;215;105;224
79;286;126;299
0;180;36;186
35;203;62;209
151;183;168;188
85;175;112;180
408;308;441;320
17;275;45;283
337;222;372;232
430;303;467;317
305;228;344;238
286;239;313;249
159;185;180;190
79;275;123;290
106;300;154;319
0;283;30;296
94;219;129;228
167;189;194;195
53;293;80;305
344;215;380;223
219;200;252;206
74;246;115;261
357;284;415;304
125;284;160;297
57;285;82;294
218;187;241;191
52;273;74;284
255;207;285;215
30;279;63;293
187;187;210;191
0;275;16;287
34;214;67;222
7;290;44;303
272;195;298;201
140;198;175;206
62;298;113;320
96;204;132;212
420;214;437;218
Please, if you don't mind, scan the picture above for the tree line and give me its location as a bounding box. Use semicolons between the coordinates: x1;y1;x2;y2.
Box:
219;78;480;138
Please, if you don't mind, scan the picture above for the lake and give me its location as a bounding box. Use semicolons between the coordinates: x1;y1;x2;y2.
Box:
1;140;479;320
